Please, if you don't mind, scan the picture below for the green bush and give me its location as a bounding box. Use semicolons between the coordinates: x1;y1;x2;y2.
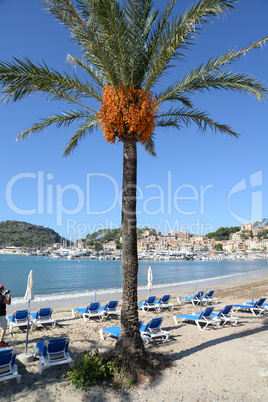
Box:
66;350;118;390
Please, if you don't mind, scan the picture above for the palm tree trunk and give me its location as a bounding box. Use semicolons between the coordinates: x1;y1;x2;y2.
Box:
115;139;146;363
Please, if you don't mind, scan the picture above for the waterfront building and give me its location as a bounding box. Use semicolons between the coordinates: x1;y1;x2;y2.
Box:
103;241;117;251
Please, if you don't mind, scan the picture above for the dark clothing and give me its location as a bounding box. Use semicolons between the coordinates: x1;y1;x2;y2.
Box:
0;294;7;316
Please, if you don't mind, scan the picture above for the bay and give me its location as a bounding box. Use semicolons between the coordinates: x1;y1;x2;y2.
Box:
0;255;267;307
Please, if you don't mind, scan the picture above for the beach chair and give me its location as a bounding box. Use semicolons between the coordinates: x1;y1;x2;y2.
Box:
30;308;55;329
177;291;204;306
7;310;30;334
245;298;268;311
233;298;267;316
137;296;157;312
72;302;105;322
0;348;21;384
140;317;170;343
173;306;220;331
99;320;150;344
201;290;219;305
155;295;174;311
33;337;73;375
99;300;121;320
210;305;239;326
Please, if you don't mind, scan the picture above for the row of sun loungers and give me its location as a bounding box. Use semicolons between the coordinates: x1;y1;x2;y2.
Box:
7;294;268;336
137;290;218;312
177;290;219;306
173;305;240;331
7;308;55;334
137;295;175;312
72;300;120;322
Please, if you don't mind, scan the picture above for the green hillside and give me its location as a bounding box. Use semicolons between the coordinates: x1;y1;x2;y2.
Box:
0;220;63;248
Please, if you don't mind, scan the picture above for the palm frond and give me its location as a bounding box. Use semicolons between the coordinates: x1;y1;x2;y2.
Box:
155;91;193;108
156;106;239;137
0;57;101;106
155;117;182;130
66;54;107;87
143;0;237;92
17;110;99;141
63;115;100;155
92;0;132;86
123;0;159;86
143;135;156;157
154;37;268;106
43;0;120;89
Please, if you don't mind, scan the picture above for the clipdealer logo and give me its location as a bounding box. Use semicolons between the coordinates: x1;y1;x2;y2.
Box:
5;171;213;227
5;170;264;232
228;170;263;224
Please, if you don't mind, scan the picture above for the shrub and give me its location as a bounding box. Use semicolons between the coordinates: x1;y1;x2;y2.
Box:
66;350;118;390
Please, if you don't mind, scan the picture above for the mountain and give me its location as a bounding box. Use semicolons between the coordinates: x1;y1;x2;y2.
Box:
0;220;63;248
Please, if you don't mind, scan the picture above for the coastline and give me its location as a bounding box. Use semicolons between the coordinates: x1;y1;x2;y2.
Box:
7;266;268;312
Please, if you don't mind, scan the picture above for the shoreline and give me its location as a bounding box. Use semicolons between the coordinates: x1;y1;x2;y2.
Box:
7;266;268;313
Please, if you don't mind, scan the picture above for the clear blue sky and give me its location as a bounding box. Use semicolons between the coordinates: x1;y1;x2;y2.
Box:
0;0;267;241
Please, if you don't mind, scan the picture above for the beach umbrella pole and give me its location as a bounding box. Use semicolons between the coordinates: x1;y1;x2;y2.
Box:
18;270;34;364
147;266;153;297
25;300;30;354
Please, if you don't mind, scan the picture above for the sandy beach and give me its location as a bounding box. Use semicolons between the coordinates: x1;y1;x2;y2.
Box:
1;272;268;402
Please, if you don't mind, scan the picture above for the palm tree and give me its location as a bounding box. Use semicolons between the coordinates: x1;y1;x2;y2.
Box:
0;0;267;368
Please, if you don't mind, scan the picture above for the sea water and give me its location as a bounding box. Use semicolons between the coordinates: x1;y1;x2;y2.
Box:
1;255;267;309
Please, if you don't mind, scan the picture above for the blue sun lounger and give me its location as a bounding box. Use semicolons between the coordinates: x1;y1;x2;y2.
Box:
99;320;149;342
7;309;31;334
0;348;21;384
154;295;174;311
99;300;121;319
30;308;55;329
173;306;220;331
72;302;105;321
137;296;157;311
33;337;73;375
233;297;267;316
177;291;204;306
210;305;239;326
245;298;268;310
140;317;170;343
201;290;219;304
100;317;169;344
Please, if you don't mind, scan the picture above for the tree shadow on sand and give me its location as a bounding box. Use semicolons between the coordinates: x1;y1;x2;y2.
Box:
169;319;268;362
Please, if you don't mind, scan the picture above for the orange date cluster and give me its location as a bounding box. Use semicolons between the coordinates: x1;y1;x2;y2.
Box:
98;84;158;144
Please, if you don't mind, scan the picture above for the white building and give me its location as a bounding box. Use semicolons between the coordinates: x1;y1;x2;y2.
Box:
103;241;117;251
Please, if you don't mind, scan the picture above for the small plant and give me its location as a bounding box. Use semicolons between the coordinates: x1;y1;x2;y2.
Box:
66;350;118;390
126;378;136;389
146;354;155;370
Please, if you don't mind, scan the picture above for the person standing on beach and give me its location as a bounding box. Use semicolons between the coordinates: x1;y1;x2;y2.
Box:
0;284;11;347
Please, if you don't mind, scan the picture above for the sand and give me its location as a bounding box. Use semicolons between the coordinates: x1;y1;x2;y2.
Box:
1;273;268;402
